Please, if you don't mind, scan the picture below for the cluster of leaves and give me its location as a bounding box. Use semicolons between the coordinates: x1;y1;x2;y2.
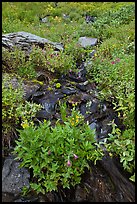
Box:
13;103;103;193
3;42;87;78
90;3;135;40
103;122;135;182
2;47;37;79
44;44;77;74
2;74;42;145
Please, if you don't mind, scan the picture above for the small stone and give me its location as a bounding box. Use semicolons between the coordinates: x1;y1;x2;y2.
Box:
39;17;48;23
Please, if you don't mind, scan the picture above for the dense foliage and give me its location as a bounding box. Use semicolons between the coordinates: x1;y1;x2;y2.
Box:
14;104;103;193
2;2;135;193
2;74;42;147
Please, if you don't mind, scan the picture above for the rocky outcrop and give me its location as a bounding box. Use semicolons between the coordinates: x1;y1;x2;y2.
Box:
2;31;63;54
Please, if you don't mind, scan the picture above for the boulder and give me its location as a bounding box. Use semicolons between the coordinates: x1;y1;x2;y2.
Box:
2;31;64;54
78;37;97;48
2;156;30;195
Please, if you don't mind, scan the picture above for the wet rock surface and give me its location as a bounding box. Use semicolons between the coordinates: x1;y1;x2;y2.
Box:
2;156;30;195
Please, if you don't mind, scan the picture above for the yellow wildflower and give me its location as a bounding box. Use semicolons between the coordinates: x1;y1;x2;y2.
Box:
76;119;79;123
94;53;97;57
21;122;29;129
71;122;75;126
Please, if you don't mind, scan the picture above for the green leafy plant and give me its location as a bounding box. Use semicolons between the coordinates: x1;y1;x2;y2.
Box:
2;74;42;145
13;103;103;194
103;126;135;182
45;44;77;74
2;47;37;79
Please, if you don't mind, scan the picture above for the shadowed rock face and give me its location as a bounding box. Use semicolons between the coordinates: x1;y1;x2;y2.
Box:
2;156;30;195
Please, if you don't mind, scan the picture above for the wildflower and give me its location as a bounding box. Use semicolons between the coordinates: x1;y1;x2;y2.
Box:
21;122;29;129
116;58;120;62
111;61;115;64
67;160;71;167
71;122;75;126
94;53;97;57
73;154;78;160
48;150;51;155
76;119;79;123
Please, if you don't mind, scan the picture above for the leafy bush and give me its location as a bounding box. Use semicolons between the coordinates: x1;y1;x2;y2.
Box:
13;104;103;193
2;74;42;145
2;47;37;79
103;124;135;182
91;3;135;40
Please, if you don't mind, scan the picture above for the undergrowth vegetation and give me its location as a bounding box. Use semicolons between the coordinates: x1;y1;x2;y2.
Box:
2;2;135;193
14;104;103;193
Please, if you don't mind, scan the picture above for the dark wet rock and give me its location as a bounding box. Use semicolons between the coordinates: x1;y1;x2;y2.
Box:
90;122;97;130
80;103;87;116
38;99;56;116
61;87;77;95
2;192;16;203
76;81;88;91
89;49;96;57
75;185;88;202
78;37;98;48
67;93;90;107
99;154;135;202
68;67;87;83
33;92;64;119
85;15;96;24
14;196;38;202
2;156;30;195
39;16;49;23
62;13;70;20
79;92;91;102
36;109;54;120
31;91;45;98
23;82;41;100
2;31;64;54
37;74;49;84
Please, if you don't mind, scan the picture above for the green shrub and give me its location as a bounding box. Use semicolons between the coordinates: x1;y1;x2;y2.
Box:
13;104;103;194
2;74;42;144
103;123;135;182
2;47;37;79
